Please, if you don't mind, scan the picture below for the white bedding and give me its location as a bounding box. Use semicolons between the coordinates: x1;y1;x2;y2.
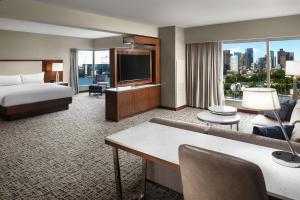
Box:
0;83;73;107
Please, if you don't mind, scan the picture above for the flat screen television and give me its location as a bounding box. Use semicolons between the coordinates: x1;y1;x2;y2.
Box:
117;51;151;82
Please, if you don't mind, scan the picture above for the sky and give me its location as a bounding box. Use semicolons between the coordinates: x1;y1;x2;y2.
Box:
223;39;300;61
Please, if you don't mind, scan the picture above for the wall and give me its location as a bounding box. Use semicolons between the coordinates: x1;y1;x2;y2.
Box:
159;27;176;108
0;0;158;37
185;14;300;43
93;36;124;49
175;27;186;107
159;26;186;108
0;30;93;82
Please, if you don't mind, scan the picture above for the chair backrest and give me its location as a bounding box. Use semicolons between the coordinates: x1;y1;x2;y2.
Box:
179;144;268;200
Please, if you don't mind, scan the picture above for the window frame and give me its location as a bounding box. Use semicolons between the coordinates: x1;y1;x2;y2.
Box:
77;49;110;89
222;36;300;100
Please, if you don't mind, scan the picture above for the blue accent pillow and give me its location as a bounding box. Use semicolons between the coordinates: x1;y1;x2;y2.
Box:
286;99;297;121
253;125;294;140
264;99;296;121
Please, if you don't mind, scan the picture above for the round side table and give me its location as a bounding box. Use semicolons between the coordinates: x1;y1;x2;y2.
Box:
208;105;237;115
197;111;240;131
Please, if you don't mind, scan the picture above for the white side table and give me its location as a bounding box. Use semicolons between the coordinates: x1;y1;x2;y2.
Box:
208;105;237;115
197;111;240;131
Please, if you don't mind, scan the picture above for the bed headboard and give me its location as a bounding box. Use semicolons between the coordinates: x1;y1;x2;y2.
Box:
0;61;42;75
0;60;63;82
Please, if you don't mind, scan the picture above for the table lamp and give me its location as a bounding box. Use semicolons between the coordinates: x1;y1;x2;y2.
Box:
286;61;300;100
52;63;63;83
242;88;300;167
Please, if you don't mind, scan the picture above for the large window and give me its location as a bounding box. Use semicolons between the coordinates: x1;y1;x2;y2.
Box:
78;50;93;86
269;40;300;96
78;50;110;90
94;50;110;84
223;39;300;99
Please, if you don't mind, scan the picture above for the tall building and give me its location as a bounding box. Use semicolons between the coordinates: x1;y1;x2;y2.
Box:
288;52;294;61
230;55;239;73
270;51;276;68
245;48;254;68
234;52;242;68
223;50;231;73
258;57;266;71
277;49;294;68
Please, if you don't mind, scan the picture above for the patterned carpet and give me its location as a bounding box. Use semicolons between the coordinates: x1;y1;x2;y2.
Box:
0;93;255;199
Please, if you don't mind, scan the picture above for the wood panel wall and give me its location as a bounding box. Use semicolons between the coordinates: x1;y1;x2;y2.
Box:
110;48;153;87
109;35;160;87
42;60;63;82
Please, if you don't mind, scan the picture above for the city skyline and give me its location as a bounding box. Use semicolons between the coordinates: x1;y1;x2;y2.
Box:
223;39;300;61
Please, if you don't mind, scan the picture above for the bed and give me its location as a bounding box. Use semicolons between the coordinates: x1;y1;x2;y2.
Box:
0;60;73;120
0;83;72;120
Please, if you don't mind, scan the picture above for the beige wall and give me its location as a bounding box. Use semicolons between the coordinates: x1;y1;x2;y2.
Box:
185;15;300;43
93;36;124;49
159;26;176;108
0;30;93;83
159;26;186;108
175;27;186;107
0;0;158;37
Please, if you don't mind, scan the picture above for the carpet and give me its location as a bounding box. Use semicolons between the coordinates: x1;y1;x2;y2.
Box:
0;93;255;199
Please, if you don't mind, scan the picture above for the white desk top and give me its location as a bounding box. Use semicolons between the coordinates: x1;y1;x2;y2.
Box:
105;122;300;200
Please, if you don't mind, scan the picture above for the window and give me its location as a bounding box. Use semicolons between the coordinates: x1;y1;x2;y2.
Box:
78;50;94;86
94;50;110;84
269;39;300;96
223;38;300;99
78;50;110;90
223;42;267;99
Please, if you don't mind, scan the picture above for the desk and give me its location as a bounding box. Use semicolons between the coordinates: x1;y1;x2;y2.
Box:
105;122;300;200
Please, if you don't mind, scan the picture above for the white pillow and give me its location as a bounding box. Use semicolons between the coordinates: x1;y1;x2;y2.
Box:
0;75;22;86
21;72;45;84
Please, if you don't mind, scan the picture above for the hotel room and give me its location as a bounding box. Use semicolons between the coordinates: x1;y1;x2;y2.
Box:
0;0;300;199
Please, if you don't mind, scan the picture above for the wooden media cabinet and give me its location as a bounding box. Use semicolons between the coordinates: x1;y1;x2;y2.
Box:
105;84;160;121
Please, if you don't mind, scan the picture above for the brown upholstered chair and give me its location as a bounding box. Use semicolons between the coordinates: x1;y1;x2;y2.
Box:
179;144;268;200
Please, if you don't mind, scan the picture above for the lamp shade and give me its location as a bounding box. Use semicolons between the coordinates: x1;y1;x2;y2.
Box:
286;61;300;76
242;88;281;111
52;63;63;72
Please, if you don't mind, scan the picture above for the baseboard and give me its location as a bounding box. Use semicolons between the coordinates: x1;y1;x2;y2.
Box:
160;105;188;111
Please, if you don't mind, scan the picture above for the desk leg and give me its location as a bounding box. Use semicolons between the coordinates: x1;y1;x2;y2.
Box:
113;147;122;200
140;159;147;199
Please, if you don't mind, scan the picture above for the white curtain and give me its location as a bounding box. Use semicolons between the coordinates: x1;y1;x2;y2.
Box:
186;42;224;108
70;48;79;94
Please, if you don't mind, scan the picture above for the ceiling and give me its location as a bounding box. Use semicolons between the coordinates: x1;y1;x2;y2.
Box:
0;18;120;39
34;0;300;27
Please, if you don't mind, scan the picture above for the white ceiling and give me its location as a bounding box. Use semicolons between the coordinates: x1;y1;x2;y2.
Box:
34;0;300;27
0;18;120;39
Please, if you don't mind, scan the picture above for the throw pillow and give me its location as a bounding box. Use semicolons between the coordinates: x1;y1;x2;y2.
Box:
264;99;289;121
286;99;297;121
253;125;294;140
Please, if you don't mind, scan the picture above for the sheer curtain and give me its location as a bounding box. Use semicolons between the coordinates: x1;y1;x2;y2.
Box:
70;48;79;94
186;42;224;108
